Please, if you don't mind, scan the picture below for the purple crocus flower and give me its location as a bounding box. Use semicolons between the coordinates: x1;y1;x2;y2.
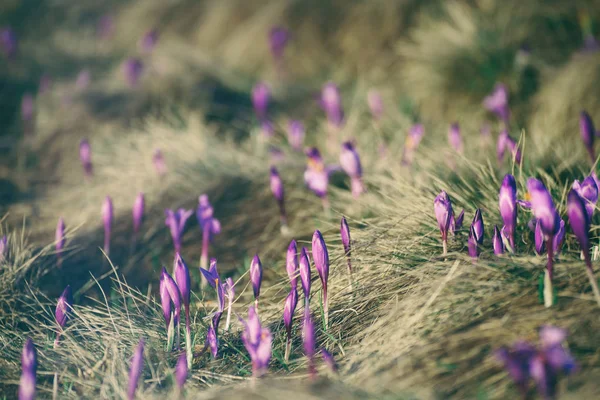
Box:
56;217;66;267
269;26;289;62
401;124;425;166
434;191;453;255
252;83;270;121
448;123;463;154
175;353;188;389
132;193;145;235
160;267;182;348
123;58;144;87
19;338;37;400
553;220;566;255
160;269;172;329
450;209;465;235
286;240;299;289
567;189;600;306
472;209;484;245
102;196;113;256
75;69;91;90
340;141;365;198
304;147;330;205
127;339;145;400
283;287;298;362
174;254;193;369
0;235;7;262
140;29;159;53
367;90;384;120
165;208;193;254
499;174;517;251
0;27;17;59
302;311;317;379
312;230;330;327
270;167;287;231
299;246;311;306
580;111;596;163
468;225;479;260
79;139;93;178
572;176;598;220
152;149;167;175
493;225;505;255
322;349;338;373
341;217;352;279
197;194;221;272
250;254;263;311
223;277;235;331
54;285;73;346
206;324;219;359
96;15;114;40
496;341;537;396
483;83;510;126
320;82;344;128
527;178;560;307
241;306;272;378
287;120;305;151
21;95;34;122
199;258;220;288
534;219;546;255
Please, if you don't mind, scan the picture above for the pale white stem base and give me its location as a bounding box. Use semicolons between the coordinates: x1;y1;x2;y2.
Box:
544;270;553;308
186;327;193;370
585;267;600;307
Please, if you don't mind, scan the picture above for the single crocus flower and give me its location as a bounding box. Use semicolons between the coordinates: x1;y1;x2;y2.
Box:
493;225;505;255
252;83;270;122
448;123;463;154
472;209;484;245
196;194;221;273
468;225;479;260
54;285;73;347
200;259;225;355
312;230;330;328
174;254;192;369
341;217;352;282
123;58;144;87
132;193;145;236
340;141;365;198
152;149;167;175
79;139;93;178
302;311;317;380
19;338;37;400
527;178;560;307
269;26;289;63
127;339;145;400
199;258;220;288
55;217;66;268
434;191;453;255
0;235;7;262
160;267;181;350
0;27;17;58
304;147;331;209
300;246;312;306
283;287;298;362
206;323;219;359
496;341;537;397
401;124;425;166
567;189;600;306
165;208;193;254
572;176;598;220
483;83;510;126
367;90;384;121
102;196;113;256
175;353;188;390
499;174;517;251
223;277;235;331
241;306;272;379
250;254;263;312
21;94;34;122
287;120;305;151
553;220;566;256
140;29;158;53
322;349;338;373
320;82;344;128
286;240;299;289
270;167;288;233
580;111;596;163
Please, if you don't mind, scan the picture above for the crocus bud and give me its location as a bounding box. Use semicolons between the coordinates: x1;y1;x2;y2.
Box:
287;120;305;151
159;269;172;329
468;225;479;259
580;111;596;162
132;193;145;235
302;312;317;378
304;147;329;199
534;219;545;255
79;139;93;178
123;58;144;88
152;149;167;175
286;240;299;289
140;29;158;53
367;90;384;120
483;83;510;124
553;220;566;255
472;209;484;244
19;338;37;400
55;285;73;329
165;208;193;254
55;217;66;255
495;341;536;395
21;94;34;122
270;166;284;203
451;209;465;234
312;230;330;326
340;142;364;197
568;190;590;253
252;83;270;121
321;82;344;128
269;26;289;61
199;258;220;288
0;27;17;58
448;123;463;154
206;324;218;358
283;288;298;338
102;196;113;255
250;254;263;301
434;191;453;254
341;217;351;255
161;267;181;327
197;195;221;272
527;178;560;237
299;246;311;302
0;235;7;262
174;254;190;310
322;348;338;373
572;177;598;220
241;306;272;377
493;225;505;255
175;353;188;389
127;339;145;400
499;174;517;250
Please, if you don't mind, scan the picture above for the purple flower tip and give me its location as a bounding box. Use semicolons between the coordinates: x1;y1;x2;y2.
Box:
526;178;560;237
270;167;284;203
299;246;312;300
55;285;73;329
448;123;463;153
320;82;344;127
79;139;93;177
133;193;145;234
322;348;338;373
434;191;453;241
175;353;188;388
56;217;66;253
140;29;159;53
283;287;298;335
312;230;329;290
174;254;191;308
127;339;145;400
269;26;289;59
493;225;505;255
19;338;37;400
252;83;270;121
286;240;299;289
250;254;263;300
340;216;351;253
567;189;590;255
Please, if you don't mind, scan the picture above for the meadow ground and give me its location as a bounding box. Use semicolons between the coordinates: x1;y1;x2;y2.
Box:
1;0;600;399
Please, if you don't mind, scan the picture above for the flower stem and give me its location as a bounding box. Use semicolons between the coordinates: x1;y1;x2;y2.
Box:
442;239;447;256
284;336;291;363
583;252;600;307
544;234;555;308
185;306;192;370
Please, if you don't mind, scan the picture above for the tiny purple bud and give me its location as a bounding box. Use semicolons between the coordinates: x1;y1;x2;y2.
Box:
152;149;167;175
132;193;145;234
250;254;263;300
320;82;344;127
19;338;37;400
55;217;66;254
448;123;463;153
283;287;298;337
468;225;479;259
140;29;159;53
123;58;144;87
553;220;565;255
483;83;510;123
434;191;453;244
499;174;517;249
341;216;351;255
567;189;590;256
269;26;289;60
102;196;113;255
159;269;172;329
493;225;505;255
340;142;364;197
270;167;284;203
79;139;93;177
472;209;484;244
299;247;312;301
0;235;7;262
312;230;329;326
535;219;546;255
175;353;188;389
287;120;305;151
496;341;536;394
527;178;560;238
127;339;145;400
286;240;299;289
55;285;73;329
252;83;270;121
367;90;384;120
572;177;598;220
321;348;338;373
580;111;596;162
21;94;34;122
165;208;193;254
451;209;465;234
